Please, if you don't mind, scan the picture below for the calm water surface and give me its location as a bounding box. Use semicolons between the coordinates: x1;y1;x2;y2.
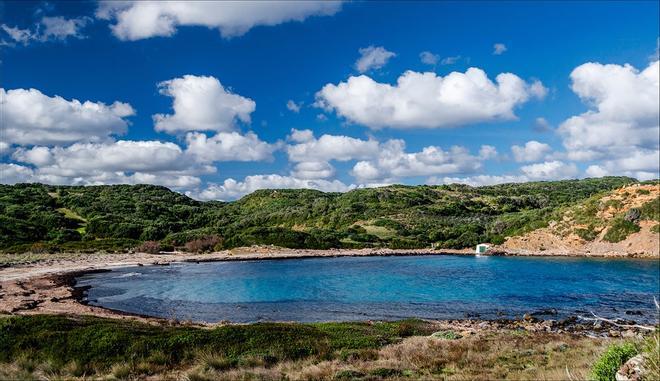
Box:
76;255;660;323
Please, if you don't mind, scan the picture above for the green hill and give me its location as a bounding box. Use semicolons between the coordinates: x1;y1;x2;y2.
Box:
0;177;638;253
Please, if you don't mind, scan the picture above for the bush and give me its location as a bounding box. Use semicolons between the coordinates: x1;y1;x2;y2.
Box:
184;235;223;253
591;342;637;381
575;226;598;241
652;224;660;234
640;197;660;221
603;218;640;243
135;241;161;254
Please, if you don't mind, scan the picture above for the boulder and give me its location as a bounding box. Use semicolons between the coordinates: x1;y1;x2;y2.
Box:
615;354;645;381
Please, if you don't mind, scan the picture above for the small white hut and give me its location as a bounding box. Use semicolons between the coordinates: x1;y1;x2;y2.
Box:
475;243;490;254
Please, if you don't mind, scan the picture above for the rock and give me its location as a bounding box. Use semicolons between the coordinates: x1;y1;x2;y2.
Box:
609;329;621;337
625;310;643;316
531;308;558;316
523;313;536;322
594;321;603;329
621;330;636;338
616;354;645;381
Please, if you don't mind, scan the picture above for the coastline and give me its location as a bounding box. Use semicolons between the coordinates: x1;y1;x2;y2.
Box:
0;247;657;335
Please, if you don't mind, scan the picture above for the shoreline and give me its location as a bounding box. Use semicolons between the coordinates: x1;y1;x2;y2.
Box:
0;247;657;336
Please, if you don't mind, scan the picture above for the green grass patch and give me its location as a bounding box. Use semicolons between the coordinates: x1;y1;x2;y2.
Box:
603;217;640;243
591;342;637;381
0;315;434;376
640;197;660;222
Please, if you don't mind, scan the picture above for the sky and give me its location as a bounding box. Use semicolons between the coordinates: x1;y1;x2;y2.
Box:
1;1;658;201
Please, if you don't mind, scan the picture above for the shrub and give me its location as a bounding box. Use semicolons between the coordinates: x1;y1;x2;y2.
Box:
135;241;161;254
184;235;223;253
640;197;660;221
591;342;637;381
624;208;641;223
575;226;598;241
652;224;660;234
603;218;640;243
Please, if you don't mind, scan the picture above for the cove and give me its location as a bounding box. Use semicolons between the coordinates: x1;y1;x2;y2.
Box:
75;255;660;323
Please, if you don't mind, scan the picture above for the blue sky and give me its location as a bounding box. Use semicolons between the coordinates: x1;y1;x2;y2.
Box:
1;1;658;200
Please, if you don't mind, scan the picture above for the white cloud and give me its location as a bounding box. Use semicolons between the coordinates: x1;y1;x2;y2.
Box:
511;140;552;162
96;1;342;41
185;131;278;162
431;174;528;187
354;46;396;73
533;117;551;132
286;129;379;163
520;160;578;180
1;16;90;46
0;142;10;156
286;99;302;113
419;51;439;66
350;140;490;182
154;75;255;134
1;25;33;45
493;43;507;55
479;145;498;160
1;87;134;145
441;55;461;65
189;174;353;201
12;140;193;175
315;68;547;129
435;160;579;186
7;140;208;189
291;161;335;179
40;16;91;40
557;60;659;177
0;163;36;184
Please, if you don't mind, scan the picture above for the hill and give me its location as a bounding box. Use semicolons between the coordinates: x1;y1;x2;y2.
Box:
499;182;659;257
0;177;650;253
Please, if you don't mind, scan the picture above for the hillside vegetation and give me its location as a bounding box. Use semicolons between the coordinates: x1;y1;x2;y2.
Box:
0;177;645;253
500;182;660;256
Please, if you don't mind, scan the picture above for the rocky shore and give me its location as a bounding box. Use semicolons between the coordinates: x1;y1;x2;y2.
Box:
0;250;655;338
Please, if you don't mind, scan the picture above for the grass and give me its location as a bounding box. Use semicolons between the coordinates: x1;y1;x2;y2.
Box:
590;342;638;381
0;314;641;380
0;315;434;377
603;217;641;243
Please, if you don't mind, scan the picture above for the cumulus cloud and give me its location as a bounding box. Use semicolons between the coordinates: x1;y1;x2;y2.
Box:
291;161;336;180
557;60;659;178
185;131;278;162
154;75;255;134
0;142;10;156
286;129;379;163
350;140;491;182
431;174;529;187
315;68;547;129
12;140;194;175
493;43;507;55
511;140;552;162
1;87;134;145
354;46;396;73
286;99;302;113
96;1;342;41
6;141;208;189
520;160;579;180
419;51;439;66
188;174;353;201
435;160;579;187
1;16;90;46
533;117;552;132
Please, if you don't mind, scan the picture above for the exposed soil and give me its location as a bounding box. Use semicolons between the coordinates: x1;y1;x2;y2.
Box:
497;184;660;258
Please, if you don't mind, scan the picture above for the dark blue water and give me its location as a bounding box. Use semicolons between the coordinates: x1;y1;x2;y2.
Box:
76;255;660;323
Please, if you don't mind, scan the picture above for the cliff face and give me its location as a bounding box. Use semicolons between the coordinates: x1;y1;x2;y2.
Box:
499;184;660;257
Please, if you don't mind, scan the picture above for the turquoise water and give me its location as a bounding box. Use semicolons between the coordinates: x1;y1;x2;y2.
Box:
76;255;660;323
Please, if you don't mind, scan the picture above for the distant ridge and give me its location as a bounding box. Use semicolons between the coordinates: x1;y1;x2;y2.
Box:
1;177;651;253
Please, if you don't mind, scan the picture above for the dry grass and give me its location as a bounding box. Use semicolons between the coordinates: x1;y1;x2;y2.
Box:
182;331;617;381
0;330;631;380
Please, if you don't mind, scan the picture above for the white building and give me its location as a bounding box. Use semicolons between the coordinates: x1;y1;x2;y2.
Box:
475;243;490;254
